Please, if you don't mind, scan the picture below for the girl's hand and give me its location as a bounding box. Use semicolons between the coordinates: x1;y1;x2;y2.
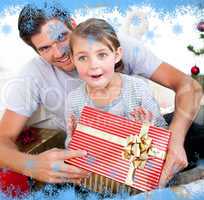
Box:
65;114;77;148
67;114;77;138
130;107;153;124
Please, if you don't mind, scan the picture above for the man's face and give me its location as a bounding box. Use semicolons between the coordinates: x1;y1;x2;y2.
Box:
31;19;74;72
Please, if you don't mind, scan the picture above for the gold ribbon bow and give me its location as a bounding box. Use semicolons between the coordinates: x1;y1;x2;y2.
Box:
122;123;166;186
122;123;152;169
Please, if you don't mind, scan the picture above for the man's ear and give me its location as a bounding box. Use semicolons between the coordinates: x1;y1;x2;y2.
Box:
115;47;123;64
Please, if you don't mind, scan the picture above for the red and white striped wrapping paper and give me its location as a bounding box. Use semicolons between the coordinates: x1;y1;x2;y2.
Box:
65;106;171;191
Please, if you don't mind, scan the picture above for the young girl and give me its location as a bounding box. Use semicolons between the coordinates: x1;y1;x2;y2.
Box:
64;18;167;146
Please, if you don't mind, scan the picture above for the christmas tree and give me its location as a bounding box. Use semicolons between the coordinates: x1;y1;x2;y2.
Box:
187;21;204;90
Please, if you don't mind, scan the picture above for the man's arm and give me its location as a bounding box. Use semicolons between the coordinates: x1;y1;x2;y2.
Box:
0;109;89;183
150;62;203;187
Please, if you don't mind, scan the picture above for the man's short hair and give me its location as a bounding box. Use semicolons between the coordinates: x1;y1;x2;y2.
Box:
18;3;73;49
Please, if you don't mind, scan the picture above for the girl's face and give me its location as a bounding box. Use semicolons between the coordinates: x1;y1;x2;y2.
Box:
71;36;122;89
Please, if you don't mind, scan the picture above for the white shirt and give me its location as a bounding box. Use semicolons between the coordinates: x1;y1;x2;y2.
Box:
1;34;162;129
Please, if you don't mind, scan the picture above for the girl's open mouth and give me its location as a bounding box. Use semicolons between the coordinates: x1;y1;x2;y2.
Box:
91;74;103;79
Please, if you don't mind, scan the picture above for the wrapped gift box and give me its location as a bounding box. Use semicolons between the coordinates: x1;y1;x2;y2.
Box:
65;106;171;192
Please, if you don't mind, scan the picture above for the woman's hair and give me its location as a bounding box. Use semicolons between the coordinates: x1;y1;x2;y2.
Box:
69;18;124;72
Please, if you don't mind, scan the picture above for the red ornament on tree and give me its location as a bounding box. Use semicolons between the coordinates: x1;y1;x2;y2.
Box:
191;65;200;75
197;21;204;32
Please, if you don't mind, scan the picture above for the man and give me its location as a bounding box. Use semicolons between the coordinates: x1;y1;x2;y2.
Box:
0;3;202;187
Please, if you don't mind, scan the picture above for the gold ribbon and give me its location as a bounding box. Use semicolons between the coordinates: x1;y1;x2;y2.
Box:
122;123;156;185
75;123;166;186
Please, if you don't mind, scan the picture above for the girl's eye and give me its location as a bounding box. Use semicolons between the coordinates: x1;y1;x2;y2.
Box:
98;53;108;59
78;56;87;62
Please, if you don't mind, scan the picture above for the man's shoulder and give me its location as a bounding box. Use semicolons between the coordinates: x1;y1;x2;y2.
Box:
118;32;162;78
20;56;51;76
23;56;51;70
118;32;141;47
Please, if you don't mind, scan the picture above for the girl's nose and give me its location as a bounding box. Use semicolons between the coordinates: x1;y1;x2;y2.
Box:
89;57;99;70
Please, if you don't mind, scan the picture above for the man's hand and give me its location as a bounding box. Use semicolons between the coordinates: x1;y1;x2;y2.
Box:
159;135;188;187
24;148;89;184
